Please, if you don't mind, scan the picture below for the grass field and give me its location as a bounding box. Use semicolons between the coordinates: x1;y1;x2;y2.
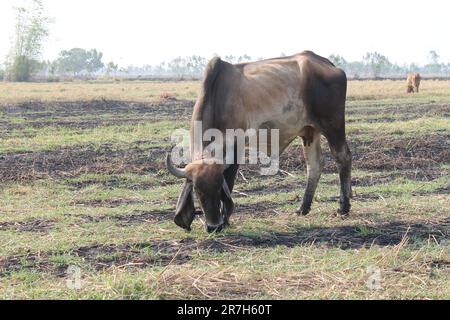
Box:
0;80;449;299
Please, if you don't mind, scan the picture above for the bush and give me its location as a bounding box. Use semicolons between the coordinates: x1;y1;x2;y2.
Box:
8;56;32;82
6;56;43;82
45;77;60;82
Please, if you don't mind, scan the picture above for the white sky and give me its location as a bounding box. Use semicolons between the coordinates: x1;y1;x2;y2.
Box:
1;0;449;67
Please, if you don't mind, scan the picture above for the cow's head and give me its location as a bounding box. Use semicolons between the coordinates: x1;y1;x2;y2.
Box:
166;154;234;233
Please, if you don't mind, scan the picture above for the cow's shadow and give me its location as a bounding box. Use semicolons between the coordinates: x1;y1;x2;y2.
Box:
200;217;449;251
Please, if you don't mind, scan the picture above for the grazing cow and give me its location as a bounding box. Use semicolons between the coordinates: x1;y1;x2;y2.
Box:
166;51;351;232
407;73;421;93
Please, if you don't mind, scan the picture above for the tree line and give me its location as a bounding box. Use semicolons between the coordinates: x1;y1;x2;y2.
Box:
5;50;450;82
329;51;450;79
1;0;450;81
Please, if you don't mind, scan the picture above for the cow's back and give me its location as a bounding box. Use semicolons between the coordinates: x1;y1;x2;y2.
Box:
295;51;347;122
194;52;347;144
237;51;346;118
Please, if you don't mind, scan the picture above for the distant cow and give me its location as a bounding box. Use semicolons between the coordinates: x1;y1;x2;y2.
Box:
407;73;421;93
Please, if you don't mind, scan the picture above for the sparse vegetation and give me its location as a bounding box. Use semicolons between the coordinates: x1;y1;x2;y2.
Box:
5;0;51;82
0;80;449;299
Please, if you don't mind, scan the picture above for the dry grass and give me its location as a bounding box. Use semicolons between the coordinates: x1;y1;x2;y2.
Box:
1;80;450;105
0;80;200;104
153;244;448;299
347;80;450;100
0;79;449;299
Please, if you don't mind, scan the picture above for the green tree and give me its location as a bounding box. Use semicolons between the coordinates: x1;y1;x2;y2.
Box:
47;60;58;77
328;54;347;68
186;55;207;76
425;50;442;74
6;0;50;81
237;54;252;63
106;61;118;76
428;50;439;65
85;49;104;73
224;55;237;64
167;57;187;78
363;52;391;78
55;48;104;77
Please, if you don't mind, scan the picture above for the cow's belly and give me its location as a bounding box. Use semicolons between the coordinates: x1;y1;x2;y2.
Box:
247;98;311;155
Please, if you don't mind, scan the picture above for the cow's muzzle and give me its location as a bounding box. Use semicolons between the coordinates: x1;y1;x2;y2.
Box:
205;223;224;233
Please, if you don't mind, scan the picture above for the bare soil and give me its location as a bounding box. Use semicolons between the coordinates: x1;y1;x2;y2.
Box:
1;217;447;277
1;133;448;184
69;209;174;226
0;99;193;129
0;218;56;233
346;103;450;118
0;144;167;183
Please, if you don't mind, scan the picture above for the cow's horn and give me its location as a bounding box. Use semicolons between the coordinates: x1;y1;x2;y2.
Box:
166;153;188;179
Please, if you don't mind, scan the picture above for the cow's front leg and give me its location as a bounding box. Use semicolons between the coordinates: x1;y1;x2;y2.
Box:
222;164;239;226
296;129;323;215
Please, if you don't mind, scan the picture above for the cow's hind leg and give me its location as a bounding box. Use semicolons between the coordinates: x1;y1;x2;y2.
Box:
326;133;352;215
296;127;323;215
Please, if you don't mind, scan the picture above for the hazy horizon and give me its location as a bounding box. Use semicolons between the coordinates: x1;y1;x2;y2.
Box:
1;0;449;67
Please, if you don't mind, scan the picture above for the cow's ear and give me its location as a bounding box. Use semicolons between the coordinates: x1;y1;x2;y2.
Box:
174;181;196;231
221;179;234;224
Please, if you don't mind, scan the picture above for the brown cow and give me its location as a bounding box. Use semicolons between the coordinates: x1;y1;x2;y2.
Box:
166;51;351;232
407;73;421;93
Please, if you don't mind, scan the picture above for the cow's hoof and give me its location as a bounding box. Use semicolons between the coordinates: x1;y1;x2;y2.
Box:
337;206;350;216
296;204;310;216
337;208;350;216
337;199;351;216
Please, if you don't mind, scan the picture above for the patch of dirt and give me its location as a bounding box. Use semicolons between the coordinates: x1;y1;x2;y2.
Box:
72;240;191;270
0;144;167;183
352;168;447;187
346;103;450;118
413;185;450;196
0;239;193;277
352;134;450;171
2;112;448;184
68;214;107;224
66;175;174;190
275;133;450;174
318;194;382;203
113;209;174;225
346;104;450;124
235;201;285;217
0;99;194;129
0;218;56;233
67;209;174;226
1;217;448;277
203;217;450;251
0;252;69;277
74;198;144;208
233;180;304;198
234;167;447;203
